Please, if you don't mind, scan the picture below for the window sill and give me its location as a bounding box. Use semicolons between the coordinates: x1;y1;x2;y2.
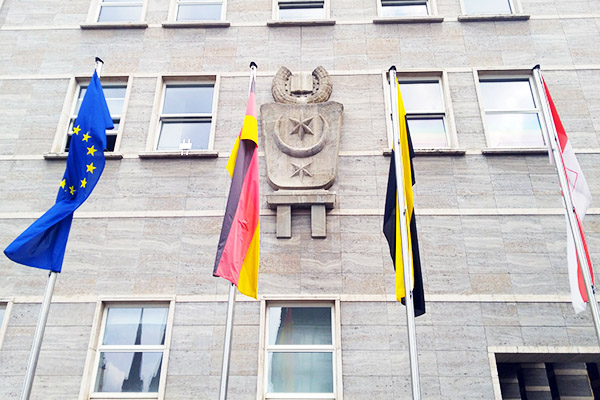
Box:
162;21;231;28
373;16;444;24
481;147;548;155
80;22;149;30
267;19;336;27
383;148;466;156
44;152;124;160
457;14;530;22
138;150;219;159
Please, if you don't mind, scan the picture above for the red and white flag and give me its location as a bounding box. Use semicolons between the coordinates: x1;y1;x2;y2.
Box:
543;78;594;313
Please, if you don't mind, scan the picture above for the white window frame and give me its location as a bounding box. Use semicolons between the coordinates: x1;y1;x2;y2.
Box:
0;300;13;351
459;0;522;15
475;70;547;149
52;76;132;155
80;300;175;400
383;71;458;150
257;298;342;400
86;0;148;24
377;0;439;18
147;75;219;153
272;0;330;20
167;0;227;21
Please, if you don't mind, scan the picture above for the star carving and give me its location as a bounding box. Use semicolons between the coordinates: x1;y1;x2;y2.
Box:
290;161;313;181
288;116;315;141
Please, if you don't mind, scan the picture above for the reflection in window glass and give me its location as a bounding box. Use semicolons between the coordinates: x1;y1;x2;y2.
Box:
95;352;163;393
464;0;512;15
103;307;168;346
158;121;212;150
268;352;333;393
381;0;428;17
162;85;214;115
268;307;332;345
486;114;544;147
480;80;536;110
399;82;444;113
177;3;222;20
0;306;5;328
97;4;143;22
407;118;447;148
278;1;325;20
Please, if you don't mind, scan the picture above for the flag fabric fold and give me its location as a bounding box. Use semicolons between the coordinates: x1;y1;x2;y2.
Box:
214;75;260;299
542;77;594;314
383;80;425;317
4;71;113;272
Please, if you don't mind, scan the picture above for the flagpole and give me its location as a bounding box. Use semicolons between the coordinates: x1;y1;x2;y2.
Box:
387;66;422;399
19;57;106;400
217;62;257;400
532;65;600;347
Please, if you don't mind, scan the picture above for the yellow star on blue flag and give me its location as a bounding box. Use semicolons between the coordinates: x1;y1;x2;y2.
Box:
4;70;113;272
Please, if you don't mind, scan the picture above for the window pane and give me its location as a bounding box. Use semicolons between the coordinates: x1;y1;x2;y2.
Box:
157;121;211;150
464;0;512;14
399;81;444;112
268;352;333;393
162;85;214;114
97;6;143;22
480;80;536;110
407;117;448;148
105;99;125;117
103;86;127;98
0;306;5;328
75;86;125;117
103;0;143;3
381;4;428;17
279;3;325;20
268;307;332;345
102;307;168;346
485;113;544;147
94;352;163;393
177;4;222;20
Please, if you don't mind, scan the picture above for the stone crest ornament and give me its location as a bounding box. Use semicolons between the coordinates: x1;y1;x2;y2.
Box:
261;66;343;238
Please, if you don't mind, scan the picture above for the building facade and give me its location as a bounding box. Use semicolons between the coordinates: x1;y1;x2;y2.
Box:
0;0;600;398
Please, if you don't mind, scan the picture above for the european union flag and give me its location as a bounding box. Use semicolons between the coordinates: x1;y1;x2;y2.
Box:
4;71;113;272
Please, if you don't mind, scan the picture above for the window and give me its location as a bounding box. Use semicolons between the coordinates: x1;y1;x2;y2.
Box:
175;0;224;20
155;82;215;151
66;83;127;153
397;77;451;148
90;304;170;398
463;0;512;15
263;302;339;399
380;0;429;17
96;0;144;22
0;303;7;350
478;75;545;148
277;0;326;20
0;305;5;328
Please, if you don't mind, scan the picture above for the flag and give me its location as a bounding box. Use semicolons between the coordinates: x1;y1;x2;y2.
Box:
383;81;425;317
542;78;594;314
214;74;260;299
4;71;112;272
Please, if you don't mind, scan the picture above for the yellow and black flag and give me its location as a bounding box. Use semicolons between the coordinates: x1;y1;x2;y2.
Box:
383;81;425;317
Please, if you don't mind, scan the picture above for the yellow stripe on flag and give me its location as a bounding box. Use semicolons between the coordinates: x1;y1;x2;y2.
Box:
237;222;260;299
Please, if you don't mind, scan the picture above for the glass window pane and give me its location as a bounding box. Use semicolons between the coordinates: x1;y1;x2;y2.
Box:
268;307;332;345
106;99;125;117
407;117;448;148
97;5;143;22
102;307;168;346
268;352;333;393
103;86;127;98
75;86;125;116
399;81;444;112
157;121;211;150
480;80;536;110
103;0;143;3
162;85;214;114
0;306;5;328
94;352;163;393
485;113;544;147
177;4;222;20
464;0;512;14
381;4;428;17
279;3;325;20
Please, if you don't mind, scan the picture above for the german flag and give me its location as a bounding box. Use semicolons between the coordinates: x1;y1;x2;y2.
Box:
214;74;260;299
383;80;425;316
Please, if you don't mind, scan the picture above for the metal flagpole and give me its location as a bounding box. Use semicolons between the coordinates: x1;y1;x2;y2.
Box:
218;62;256;400
388;66;422;399
532;66;600;347
19;57;105;400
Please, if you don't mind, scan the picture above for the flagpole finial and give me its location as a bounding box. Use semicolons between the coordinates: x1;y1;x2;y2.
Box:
249;62;258;69
533;64;541;71
387;66;397;83
95;57;104;65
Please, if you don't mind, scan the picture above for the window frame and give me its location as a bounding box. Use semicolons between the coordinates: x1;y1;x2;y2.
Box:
0;300;12;351
383;71;458;151
258;298;342;400
273;0;330;20
377;0;438;18
51;76;132;156
167;0;227;22
147;75;219;154
81;300;175;400
475;70;547;149
459;0;521;15
88;0;148;23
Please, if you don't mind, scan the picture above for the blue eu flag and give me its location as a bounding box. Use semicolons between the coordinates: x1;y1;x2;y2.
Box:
4;71;113;272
